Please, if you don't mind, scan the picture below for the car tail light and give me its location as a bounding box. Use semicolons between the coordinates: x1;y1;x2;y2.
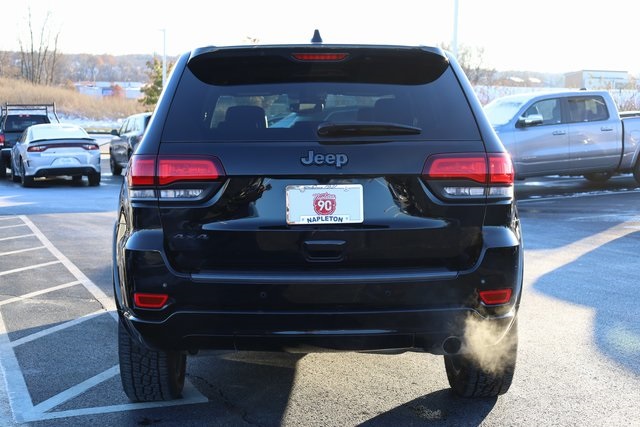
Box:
423;153;514;200
479;289;513;305
291;53;349;61
134;293;169;309
26;143;99;152
0;134;4;145
158;157;222;185
128;155;225;200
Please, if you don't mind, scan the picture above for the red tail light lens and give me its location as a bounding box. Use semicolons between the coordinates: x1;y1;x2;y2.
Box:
488;153;514;184
128;155;225;191
134;293;169;309
128;155;156;186
0;134;5;144
422;153;514;200
479;289;513;305
424;156;487;183
292;53;349;61
158;157;223;185
27;145;47;152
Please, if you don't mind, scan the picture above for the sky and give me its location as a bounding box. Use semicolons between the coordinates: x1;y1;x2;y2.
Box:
2;0;639;75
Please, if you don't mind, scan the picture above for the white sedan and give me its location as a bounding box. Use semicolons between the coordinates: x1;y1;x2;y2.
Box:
10;123;101;187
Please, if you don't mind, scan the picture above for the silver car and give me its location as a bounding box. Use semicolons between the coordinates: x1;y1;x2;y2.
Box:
10;123;101;187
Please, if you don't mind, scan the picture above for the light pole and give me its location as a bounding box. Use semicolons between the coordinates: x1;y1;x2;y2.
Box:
160;28;167;89
452;0;459;58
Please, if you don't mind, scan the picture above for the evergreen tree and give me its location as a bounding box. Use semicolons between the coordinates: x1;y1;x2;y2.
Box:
139;57;174;107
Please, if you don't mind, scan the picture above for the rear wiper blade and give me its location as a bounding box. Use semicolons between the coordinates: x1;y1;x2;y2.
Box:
317;121;422;137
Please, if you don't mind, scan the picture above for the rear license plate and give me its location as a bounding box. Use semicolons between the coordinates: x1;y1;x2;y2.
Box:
286;184;363;225
51;157;81;166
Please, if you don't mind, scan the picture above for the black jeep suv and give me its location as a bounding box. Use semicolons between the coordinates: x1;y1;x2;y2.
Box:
113;37;524;402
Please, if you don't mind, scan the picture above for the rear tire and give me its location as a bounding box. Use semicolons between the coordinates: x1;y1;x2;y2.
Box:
88;172;101;186
20;162;34;187
10;162;20;183
0;157;6;178
118;319;186;402
110;156;122;176
444;318;518;398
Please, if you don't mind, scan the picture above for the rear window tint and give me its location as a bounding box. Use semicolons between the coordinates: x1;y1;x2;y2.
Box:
162;58;480;142
4;115;49;132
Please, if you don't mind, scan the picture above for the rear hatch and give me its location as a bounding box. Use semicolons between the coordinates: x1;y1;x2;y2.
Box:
132;46;511;274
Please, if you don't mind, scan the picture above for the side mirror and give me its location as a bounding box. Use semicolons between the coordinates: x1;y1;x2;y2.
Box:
516;114;544;128
111;129;119;136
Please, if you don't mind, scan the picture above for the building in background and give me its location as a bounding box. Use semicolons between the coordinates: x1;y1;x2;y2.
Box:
75;82;143;99
564;70;629;90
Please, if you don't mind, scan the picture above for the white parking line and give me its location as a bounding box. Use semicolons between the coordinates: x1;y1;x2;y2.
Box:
31;366;120;414
10;310;105;348
0;216;208;423
0;312;34;422
0;261;61;277
0;281;81;307
19;216;116;317
0;246;46;257
0;224;28;230
0;234;34;242
22;381;207;423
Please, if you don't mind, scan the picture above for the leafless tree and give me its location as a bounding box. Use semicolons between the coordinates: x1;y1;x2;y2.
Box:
18;8;61;85
440;43;496;86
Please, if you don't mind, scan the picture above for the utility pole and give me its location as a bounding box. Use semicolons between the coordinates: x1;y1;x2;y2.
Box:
452;0;459;58
160;29;167;89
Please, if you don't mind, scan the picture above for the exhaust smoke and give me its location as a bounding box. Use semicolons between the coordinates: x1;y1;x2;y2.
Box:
461;314;518;375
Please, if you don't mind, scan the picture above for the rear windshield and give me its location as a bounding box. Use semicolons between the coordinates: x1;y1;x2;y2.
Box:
162;53;480;142
4;115;50;132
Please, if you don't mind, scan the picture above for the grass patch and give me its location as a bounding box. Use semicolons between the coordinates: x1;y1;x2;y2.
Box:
0;77;148;122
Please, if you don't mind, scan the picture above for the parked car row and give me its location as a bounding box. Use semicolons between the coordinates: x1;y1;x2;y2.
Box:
109;112;152;176
0;103;152;187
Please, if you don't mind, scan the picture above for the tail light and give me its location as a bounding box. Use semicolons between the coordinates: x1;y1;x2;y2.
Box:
422;153;514;200
0;134;4;146
27;143;99;152
128;155;225;200
27;146;47;152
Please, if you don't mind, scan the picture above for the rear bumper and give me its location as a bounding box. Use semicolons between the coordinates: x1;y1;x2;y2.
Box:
30;165;100;177
115;226;523;354
120;307;516;354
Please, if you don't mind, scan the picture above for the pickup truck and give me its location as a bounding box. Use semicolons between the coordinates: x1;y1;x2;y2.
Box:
484;90;640;183
0;103;59;177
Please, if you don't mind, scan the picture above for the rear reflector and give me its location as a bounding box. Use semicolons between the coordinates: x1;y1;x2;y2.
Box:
292;53;349;61
134;293;169;309
479;289;513;305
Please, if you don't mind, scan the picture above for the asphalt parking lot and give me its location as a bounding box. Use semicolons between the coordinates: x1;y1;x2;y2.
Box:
0;161;639;426
0;214;208;423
